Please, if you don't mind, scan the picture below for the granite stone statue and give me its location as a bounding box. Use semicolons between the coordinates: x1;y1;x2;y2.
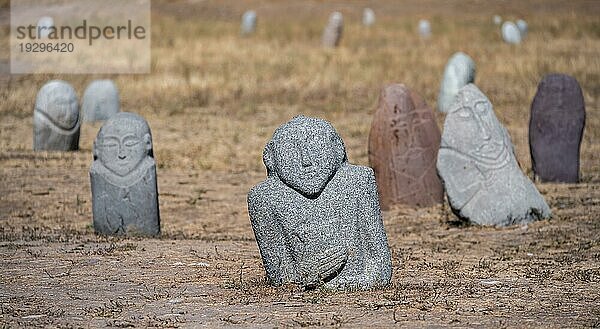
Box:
502;21;521;44
33;80;80;151
322;12;343;48
530;74;585;183
248;115;392;290
363;8;375;27
369;84;443;209
437;52;476;113
241;10;257;36
516;19;528;38
82;80;120;122
90;112;160;236
437;84;551;226
418;19;431;38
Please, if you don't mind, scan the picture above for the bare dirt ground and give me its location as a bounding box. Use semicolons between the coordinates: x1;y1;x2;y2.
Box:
1;0;600;327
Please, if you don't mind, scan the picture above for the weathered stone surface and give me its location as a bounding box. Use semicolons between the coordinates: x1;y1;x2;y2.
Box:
322;12;343;48
248;115;392;290
33;80;80;151
437;84;551;226
369;84;443;210
501;21;521;44
437;52;476;113
90;112;160;236
516;19;528;37
418;19;431;38
530;74;585;183
37;16;54;39
493;15;502;25
241;10;257;36
362;8;375;27
82;80;120;122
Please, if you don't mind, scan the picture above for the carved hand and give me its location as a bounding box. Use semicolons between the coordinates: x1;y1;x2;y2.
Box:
298;246;347;288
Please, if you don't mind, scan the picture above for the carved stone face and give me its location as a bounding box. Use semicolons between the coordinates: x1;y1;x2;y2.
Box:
444;84;508;166
265;116;346;197
35;80;79;130
95;113;152;177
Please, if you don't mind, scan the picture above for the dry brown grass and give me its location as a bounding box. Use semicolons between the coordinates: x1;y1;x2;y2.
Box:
1;0;599;327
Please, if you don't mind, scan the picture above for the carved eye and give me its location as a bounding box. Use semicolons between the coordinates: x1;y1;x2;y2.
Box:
102;142;118;148
123;139;140;147
455;107;471;118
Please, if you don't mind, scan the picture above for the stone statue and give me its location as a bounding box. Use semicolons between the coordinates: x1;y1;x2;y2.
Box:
418;19;431;38
248;115;392;290
90;112;160;236
82;80;120;122
438;52;476;113
241;10;257;36
362;8;375;27
369;84;443;209
516;19;528;38
502;21;522;44
530;73;585;183
437;84;551;226
322;12;343;48
33;80;80;151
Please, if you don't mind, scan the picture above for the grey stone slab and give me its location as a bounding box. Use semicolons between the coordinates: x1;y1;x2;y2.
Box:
322;12;343;48
241;10;257;36
90;112;160;236
248;115;392;290
33;80;80;151
82;80;120;122
502;21;521;44
363;8;375;27
437;84;551;226
437;52;476;113
529;74;585;183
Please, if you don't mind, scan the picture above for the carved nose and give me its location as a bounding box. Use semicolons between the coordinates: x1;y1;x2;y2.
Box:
301;149;312;168
475;114;491;140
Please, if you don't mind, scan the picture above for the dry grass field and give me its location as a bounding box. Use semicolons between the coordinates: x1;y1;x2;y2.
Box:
1;0;600;327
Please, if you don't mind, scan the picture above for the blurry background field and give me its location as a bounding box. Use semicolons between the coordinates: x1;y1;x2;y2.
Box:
1;0;599;327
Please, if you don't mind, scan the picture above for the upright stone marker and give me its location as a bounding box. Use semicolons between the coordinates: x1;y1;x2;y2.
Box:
362;8;375;27
437;84;551;226
248;115;392;290
437;52;476;113
369;84;443;210
516;19;528;38
322;12;343;48
82;80;120;122
502;21;521;44
530;74;585;183
90;112;160;236
37;16;54;39
418;19;431;38
241;10;257;36
493;15;502;25
33;80;80;151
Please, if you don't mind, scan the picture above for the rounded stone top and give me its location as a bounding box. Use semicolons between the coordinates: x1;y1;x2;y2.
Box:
35;80;79;130
418;19;431;38
329;12;343;25
263;115;347;197
82;79;120;122
537;73;581;95
94;112;153;177
37;16;54;27
501;21;522;44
